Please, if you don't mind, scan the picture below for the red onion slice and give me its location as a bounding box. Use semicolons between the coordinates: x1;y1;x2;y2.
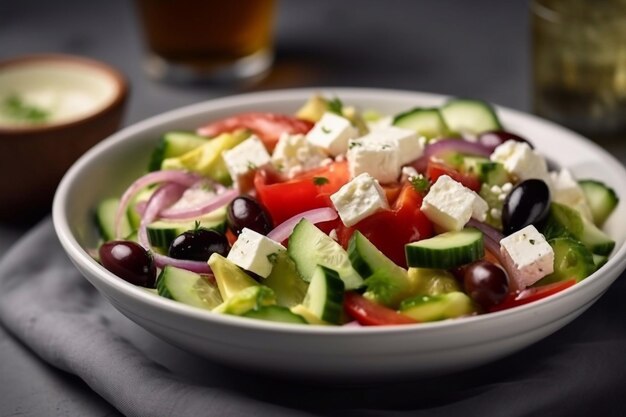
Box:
114;170;205;239
267;207;338;243
159;189;238;220
467;219;504;243
424;138;492;160
138;183;211;274
410;139;493;174
467;219;517;278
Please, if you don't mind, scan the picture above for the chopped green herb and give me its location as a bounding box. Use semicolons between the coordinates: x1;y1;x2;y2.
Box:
1;94;49;123
348;141;362;149
327;97;344;116
321;126;331;134
193;220;201;231
529;239;536;245
410;174;430;194
246;161;257;170
313;176;330;186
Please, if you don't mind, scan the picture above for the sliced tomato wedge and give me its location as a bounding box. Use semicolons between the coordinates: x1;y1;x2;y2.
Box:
197;112;314;151
426;160;481;192
254;161;349;225
489;279;576;312
335;184;434;267
344;292;418;326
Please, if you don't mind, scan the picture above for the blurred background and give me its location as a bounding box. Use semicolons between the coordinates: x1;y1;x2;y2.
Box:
0;0;531;123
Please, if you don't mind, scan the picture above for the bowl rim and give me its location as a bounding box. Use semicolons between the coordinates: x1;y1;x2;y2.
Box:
0;53;128;135
52;87;626;336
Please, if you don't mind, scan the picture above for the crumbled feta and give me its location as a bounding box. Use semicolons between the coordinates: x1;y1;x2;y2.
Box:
222;135;271;192
490;140;550;184
365;126;424;165
490;208;502;220
167;187;216;211
347;138;400;183
500;225;554;290
550;169;593;220
421;175;488;231
226;228;286;278
401;166;419;182
271;133;327;178
306;112;358;156
330;173;389;227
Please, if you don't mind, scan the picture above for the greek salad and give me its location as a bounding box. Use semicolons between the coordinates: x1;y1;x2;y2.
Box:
93;95;619;326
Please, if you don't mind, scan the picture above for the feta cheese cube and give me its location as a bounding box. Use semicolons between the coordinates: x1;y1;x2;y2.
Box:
271;133;327;178
365;126;424;165
306;112;358;156
421;175;488;231
330;173;389;227
222;136;271;192
500;225;554;290
226;228;286;278
550;169;593;220
347;138;400;183
490;140;550;184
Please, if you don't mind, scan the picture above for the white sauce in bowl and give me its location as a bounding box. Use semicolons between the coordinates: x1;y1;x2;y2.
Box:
0;61;119;127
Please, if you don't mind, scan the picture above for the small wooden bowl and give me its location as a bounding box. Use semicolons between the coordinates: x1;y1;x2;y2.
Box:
0;54;128;222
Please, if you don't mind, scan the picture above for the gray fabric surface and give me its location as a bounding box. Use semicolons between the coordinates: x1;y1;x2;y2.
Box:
2;218;626;417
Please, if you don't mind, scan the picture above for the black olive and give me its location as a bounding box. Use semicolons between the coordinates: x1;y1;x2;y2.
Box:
99;240;156;288
502;179;550;235
169;228;230;262
226;195;273;235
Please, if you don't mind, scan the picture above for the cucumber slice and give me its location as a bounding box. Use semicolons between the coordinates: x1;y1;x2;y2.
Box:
263;252;309;308
348;231;413;308
462;156;508;186
148;131;209;172
96;198;132;241
302;265;345;324
405;227;484;269
156;265;223;310
146;207;226;250
542;203;615;256
392;108;450;139
243;305;308;324
440;99;502;134
593;254;609;270
535;238;595;286
290;304;331;325
207;253;259;301
214;286;276;316
126;187;155;230
578;180;619;227
288;219;363;290
399;292;475;322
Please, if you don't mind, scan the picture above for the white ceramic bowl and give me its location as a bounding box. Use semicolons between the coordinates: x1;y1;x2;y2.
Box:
53;88;626;381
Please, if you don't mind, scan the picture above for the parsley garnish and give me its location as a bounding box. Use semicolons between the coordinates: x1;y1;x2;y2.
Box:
327;97;344;116
313;176;329;186
193;220;201;231
409;174;430;194
529;239;536;245
321;126;331;134
246;161;257;170
348;141;362;149
2;94;49;123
